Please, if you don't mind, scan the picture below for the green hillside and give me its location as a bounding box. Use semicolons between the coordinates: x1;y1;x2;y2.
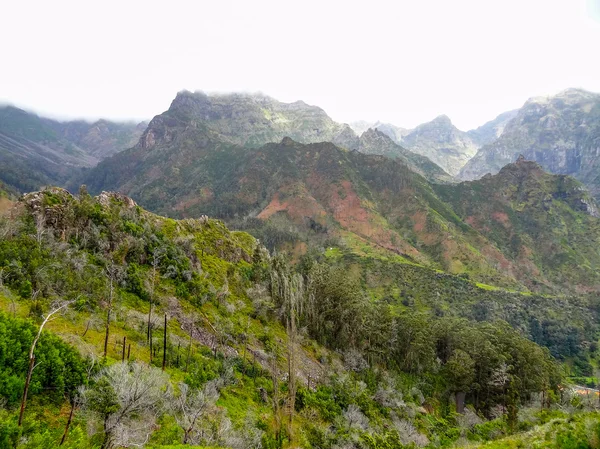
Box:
0;187;593;449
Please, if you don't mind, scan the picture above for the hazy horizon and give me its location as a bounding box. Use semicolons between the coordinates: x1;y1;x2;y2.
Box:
1;0;599;131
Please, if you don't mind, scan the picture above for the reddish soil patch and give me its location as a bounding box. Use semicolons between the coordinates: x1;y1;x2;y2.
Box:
412;211;427;233
258;190;327;223
491;211;510;227
0;198;13;216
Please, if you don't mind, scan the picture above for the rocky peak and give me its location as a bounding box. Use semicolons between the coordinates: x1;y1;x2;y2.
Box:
498;155;544;177
141;90;360;151
97;191;137;208
430;114;453;126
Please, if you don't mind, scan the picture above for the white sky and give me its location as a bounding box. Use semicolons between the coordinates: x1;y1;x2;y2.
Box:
1;0;599;131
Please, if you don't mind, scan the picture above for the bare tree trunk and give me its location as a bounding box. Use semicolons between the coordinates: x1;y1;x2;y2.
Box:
270;356;281;443
103;270;114;358
19;300;73;426
122;336;127;362
162;314;167;371
82;319;91;337
18;354;35;426
147;301;152;344
185;331;192;372
147;249;161;352
59;399;76;445
287;314;297;439
103;308;110;358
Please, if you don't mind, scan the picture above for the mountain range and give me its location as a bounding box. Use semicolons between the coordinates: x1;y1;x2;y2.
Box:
2;87;600;294
73;90;600;294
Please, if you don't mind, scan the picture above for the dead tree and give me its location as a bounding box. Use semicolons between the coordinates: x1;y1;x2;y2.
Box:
19;299;74;426
103;264;119;358
147;248;163;361
162;314;168;371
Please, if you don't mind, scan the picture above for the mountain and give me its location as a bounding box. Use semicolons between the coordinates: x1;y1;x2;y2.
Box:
357;128;453;183
155;90;360;150
436;156;600;291
45;118;146;159
0;105;145;192
459;88;600;199
350;120;411;143
466;109;519;147
399;115;480;176
350;112;520;175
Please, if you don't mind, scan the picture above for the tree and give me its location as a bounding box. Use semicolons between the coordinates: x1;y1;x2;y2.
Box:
103;263;120;358
18;299;75;426
444;349;475;413
80;361;168;449
169;380;219;444
269;257;304;439
148;248;163;362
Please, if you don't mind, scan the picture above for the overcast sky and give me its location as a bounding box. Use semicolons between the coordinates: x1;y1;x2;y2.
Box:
1;0;599;131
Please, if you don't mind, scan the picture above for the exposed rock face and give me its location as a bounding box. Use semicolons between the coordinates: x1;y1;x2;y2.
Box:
399;115;479;176
357;128;452;183
139;91;359;151
97;191;137;208
459;88;600;199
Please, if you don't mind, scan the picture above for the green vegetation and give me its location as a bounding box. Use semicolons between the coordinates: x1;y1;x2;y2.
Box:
0;187;597;448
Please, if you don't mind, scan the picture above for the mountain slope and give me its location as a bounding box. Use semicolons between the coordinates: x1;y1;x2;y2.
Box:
0;186;585;448
459;89;600;200
436;157;600;291
357;128;453;183
400;115;479;176
0;106;96;191
45;118;146;158
0;106;145;192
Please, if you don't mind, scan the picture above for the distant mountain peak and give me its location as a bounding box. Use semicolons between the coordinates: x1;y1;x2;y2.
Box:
430;114;453;125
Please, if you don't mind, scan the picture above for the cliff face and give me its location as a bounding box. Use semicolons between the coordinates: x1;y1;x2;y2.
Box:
459;89;600;199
